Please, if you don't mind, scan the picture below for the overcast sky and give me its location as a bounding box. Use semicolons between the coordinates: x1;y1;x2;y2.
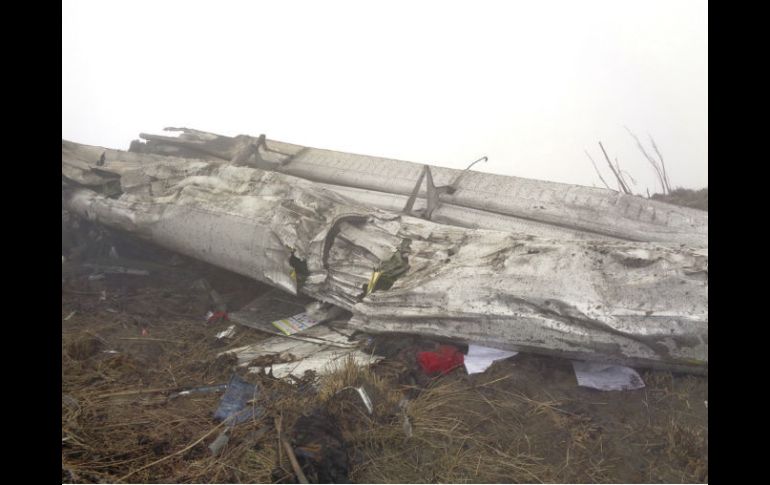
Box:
62;0;707;192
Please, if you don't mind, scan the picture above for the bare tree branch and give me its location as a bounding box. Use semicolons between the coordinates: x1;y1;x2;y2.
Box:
648;135;672;193
615;157;637;192
585;150;614;191
599;142;631;194
625;126;667;195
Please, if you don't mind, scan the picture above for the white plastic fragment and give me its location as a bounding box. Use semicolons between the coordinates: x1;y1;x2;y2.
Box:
571;361;645;391
464;345;519;374
355;386;373;414
208;430;230;456
216;325;236;339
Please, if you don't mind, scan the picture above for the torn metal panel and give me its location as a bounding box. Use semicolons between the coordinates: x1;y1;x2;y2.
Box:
230;290;315;334
313;182;623;241
62;145;360;294
133;128;708;247
223;324;379;379
62;139;707;374
301;212;707;373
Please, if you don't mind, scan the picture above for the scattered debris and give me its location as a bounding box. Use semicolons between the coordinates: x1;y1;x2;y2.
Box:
355;386;373;415
206;310;229;325
417;345;465;376
61;129;708;483
272;312;320;336
61;238;708;483
464;344;518;374
224;324;381;379
169;384;228;400
215;324;236;339
207;429;230;456
305;301;347;324
335;386;374;415
230;289;314;334
213;374;261;425
571;360;645;391
62;135;708;374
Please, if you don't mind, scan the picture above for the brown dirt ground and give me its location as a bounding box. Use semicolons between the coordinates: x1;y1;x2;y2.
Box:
61;227;707;484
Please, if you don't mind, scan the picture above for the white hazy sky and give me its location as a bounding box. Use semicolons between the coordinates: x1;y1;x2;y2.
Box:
62;0;707;192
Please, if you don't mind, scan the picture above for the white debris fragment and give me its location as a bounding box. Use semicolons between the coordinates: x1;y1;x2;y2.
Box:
227;324;381;379
271;312;320;336
571;361;645;391
464;345;519;374
216;325;236;339
355;386;374;414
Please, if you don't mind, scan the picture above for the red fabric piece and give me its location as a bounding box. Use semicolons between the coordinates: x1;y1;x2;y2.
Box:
417;345;465;375
207;311;229;324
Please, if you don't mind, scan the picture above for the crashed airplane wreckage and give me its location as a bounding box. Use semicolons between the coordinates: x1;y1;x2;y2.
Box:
62;129;708;374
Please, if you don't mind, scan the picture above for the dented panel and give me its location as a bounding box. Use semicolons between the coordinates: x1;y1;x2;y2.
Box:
62;138;708;374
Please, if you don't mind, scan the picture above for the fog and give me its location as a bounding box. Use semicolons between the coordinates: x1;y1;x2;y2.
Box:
62;0;707;192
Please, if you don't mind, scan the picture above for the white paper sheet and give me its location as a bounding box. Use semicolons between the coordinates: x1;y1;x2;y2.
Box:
571;361;645;391
464;345;518;374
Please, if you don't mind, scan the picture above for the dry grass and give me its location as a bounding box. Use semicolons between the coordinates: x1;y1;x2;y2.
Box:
312;360;553;483
62;226;708;483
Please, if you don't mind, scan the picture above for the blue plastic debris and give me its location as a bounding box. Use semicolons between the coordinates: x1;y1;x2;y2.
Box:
214;374;262;425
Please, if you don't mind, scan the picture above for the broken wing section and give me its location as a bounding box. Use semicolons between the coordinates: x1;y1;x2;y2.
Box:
63;140;707;373
132;128;708;247
300;215;708;373
62;141;364;295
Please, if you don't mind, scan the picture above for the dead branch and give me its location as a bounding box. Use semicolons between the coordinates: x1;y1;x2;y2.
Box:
275;415;309;484
648;135;672;193
585;150;614;191
598;142;631;195
625;127;667;195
